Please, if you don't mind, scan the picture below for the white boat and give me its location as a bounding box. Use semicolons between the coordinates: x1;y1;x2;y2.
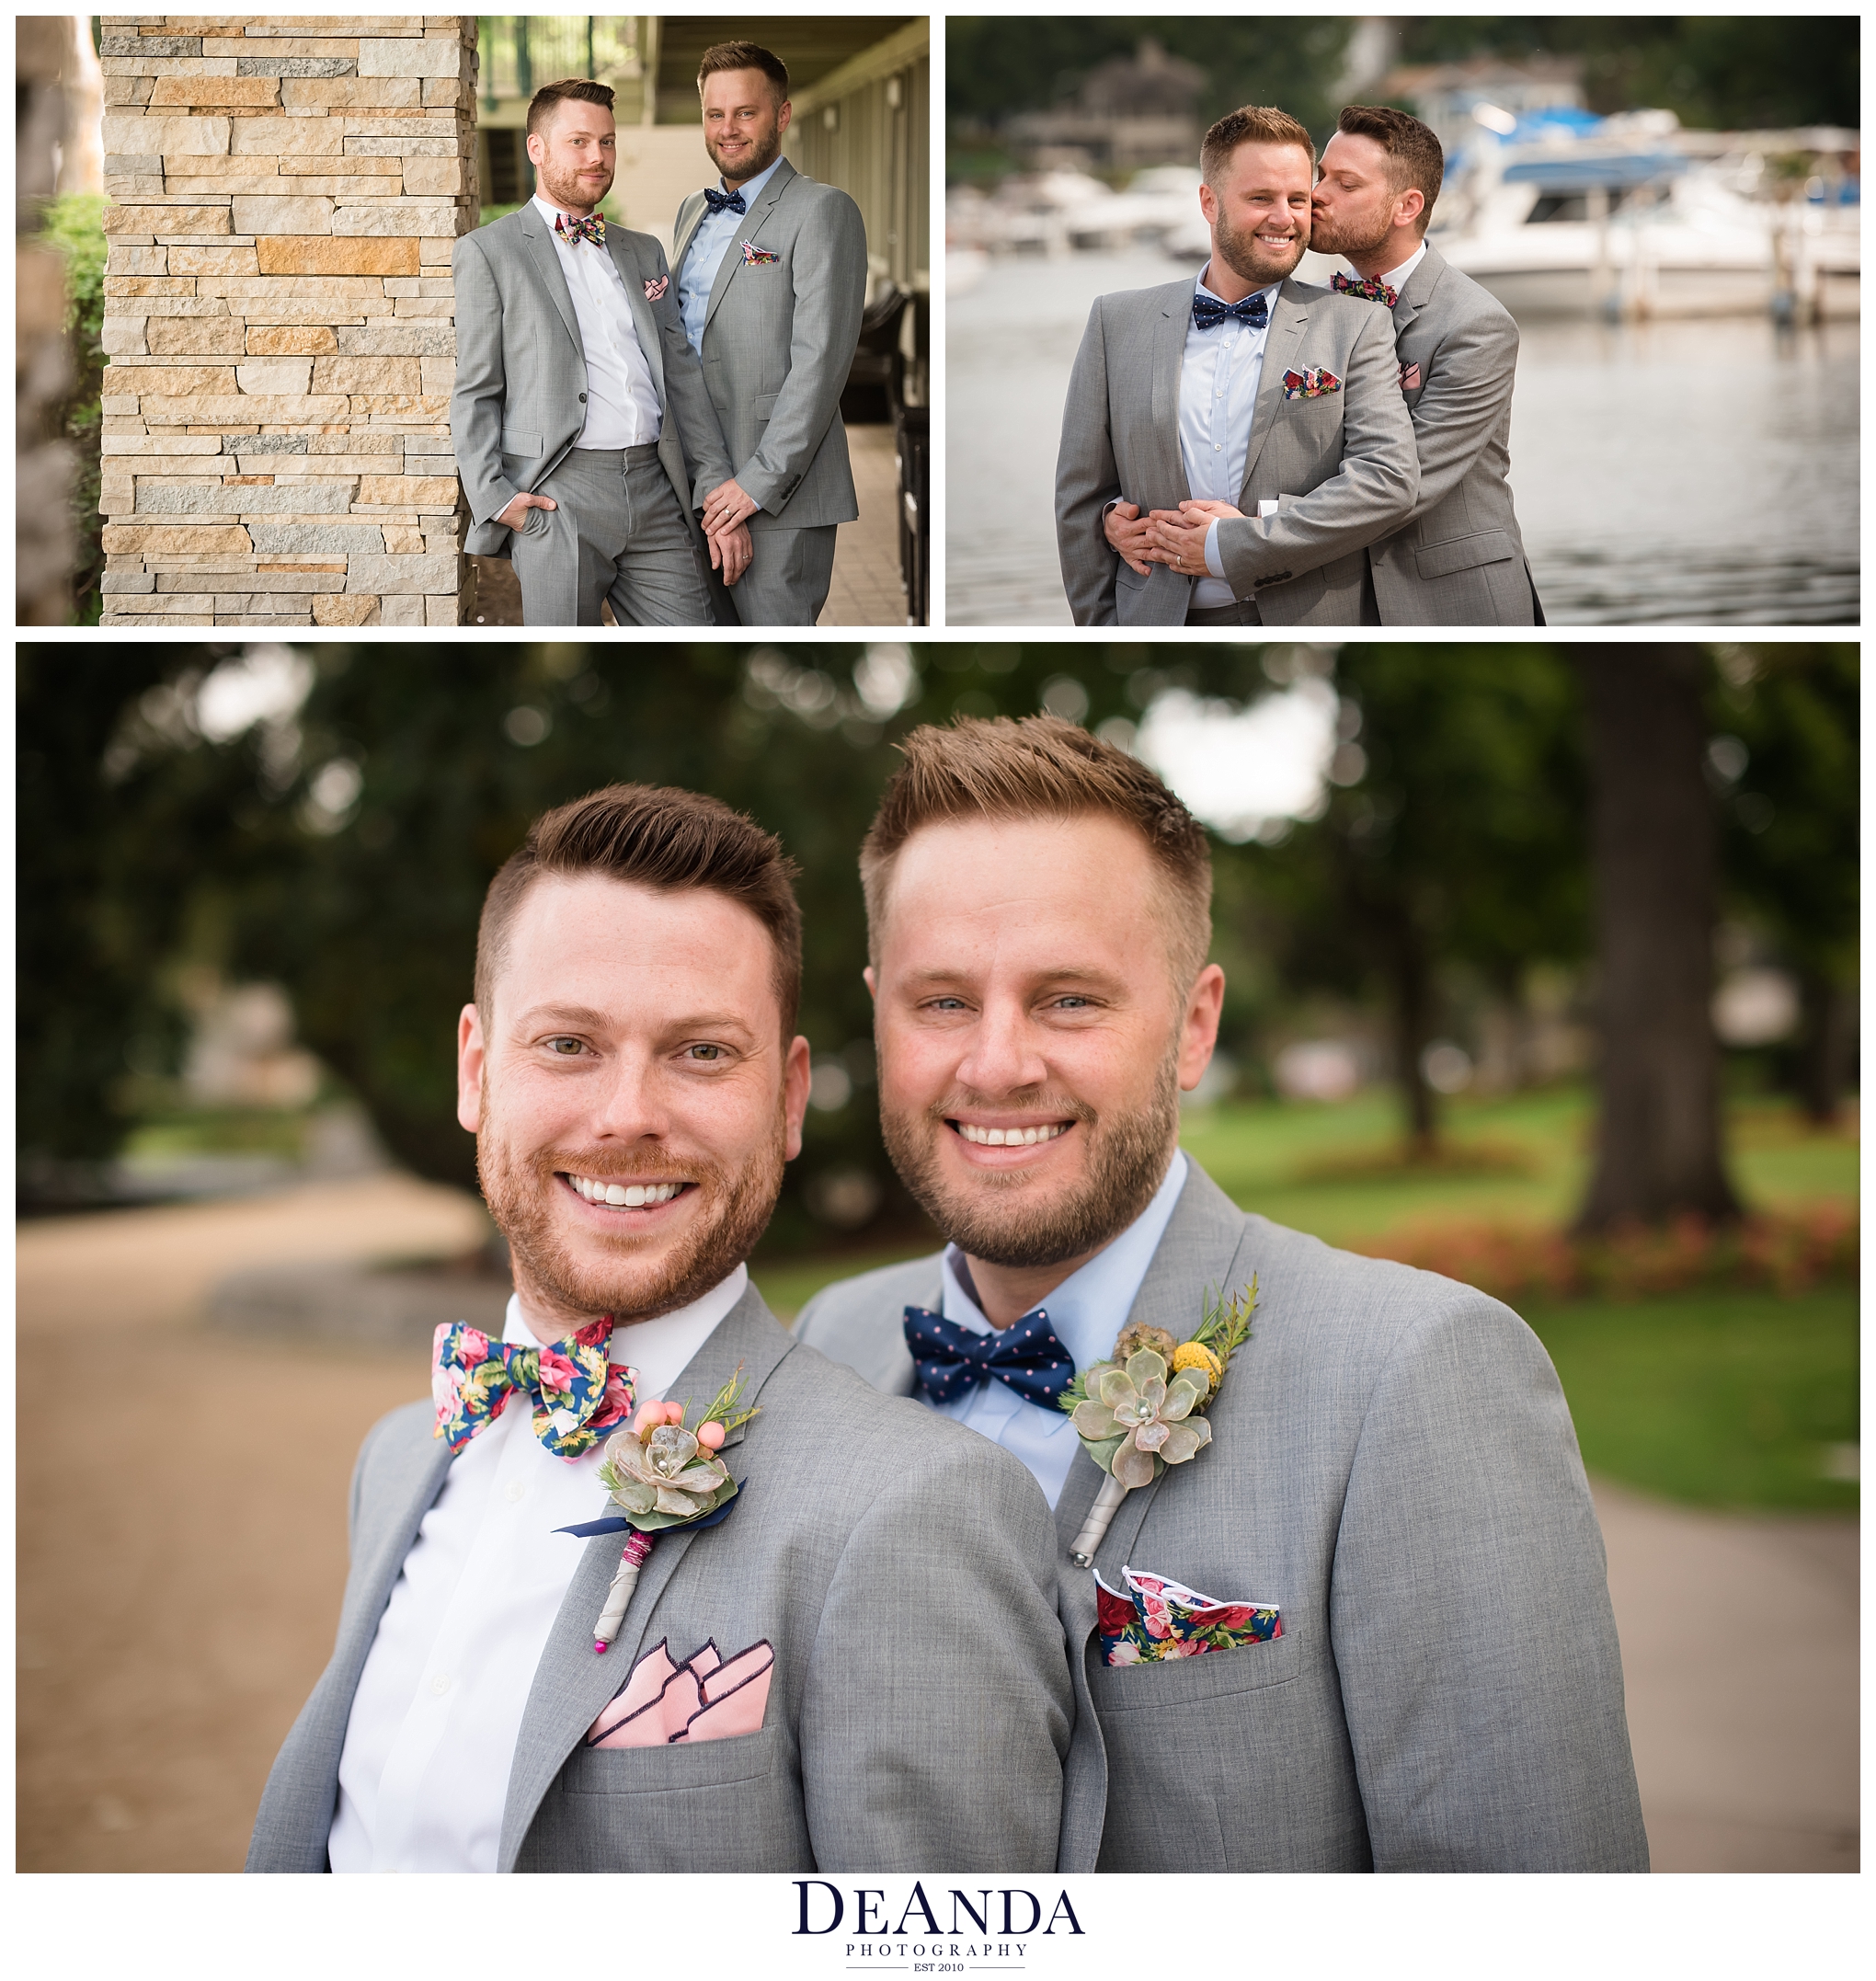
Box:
1162;108;1859;321
1431;109;1858;319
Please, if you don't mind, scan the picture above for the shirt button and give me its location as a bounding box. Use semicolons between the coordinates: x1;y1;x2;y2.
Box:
505;1481;526;1503
430;1674;451;1696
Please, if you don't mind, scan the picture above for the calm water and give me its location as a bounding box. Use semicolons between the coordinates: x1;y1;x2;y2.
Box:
945;247;1859;627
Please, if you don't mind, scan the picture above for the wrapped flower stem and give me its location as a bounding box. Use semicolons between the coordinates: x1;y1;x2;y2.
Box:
1069;1474;1130;1568
593;1529;655;1653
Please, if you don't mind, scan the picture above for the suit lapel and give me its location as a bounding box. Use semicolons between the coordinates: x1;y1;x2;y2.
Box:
605;228;666;403
1054;1161;1258;1867
1146;289;1192;501
518;205;587;362
1240;280;1310;497
703;155;796;336
1390;244;1441;337
496;1288;796;1870
671;193;706;281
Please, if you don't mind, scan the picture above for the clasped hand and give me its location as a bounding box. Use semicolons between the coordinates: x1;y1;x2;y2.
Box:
497;485;753;586
1103;498;1246;577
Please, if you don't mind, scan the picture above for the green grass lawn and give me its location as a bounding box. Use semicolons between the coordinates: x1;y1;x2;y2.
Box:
750;1086;1857;1516
1525;1288;1859;1513
1176;1085;1858;1247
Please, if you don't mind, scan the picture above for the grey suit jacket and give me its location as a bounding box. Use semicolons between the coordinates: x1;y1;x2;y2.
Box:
671;157;867;532
246;1285;1070;1872
1055;277;1418;627
794;1162;1649;1872
451;207;735;558
1364;244;1539;625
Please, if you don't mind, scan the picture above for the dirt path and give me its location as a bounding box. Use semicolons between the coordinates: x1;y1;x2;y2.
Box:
16;1175;1859;1872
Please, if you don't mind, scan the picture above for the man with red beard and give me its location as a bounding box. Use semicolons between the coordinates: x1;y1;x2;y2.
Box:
795;716;1648;1872
1309;105;1544;624
248;784;1069;1873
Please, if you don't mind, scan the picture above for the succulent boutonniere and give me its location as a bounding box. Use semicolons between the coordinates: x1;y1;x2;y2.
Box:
556;1368;760;1654
1059;1281;1256;1566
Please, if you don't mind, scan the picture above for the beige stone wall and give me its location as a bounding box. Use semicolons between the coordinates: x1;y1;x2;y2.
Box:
97;17;477;628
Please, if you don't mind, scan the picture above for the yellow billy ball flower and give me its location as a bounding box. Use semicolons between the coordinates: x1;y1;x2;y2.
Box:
1171;1341;1222;1397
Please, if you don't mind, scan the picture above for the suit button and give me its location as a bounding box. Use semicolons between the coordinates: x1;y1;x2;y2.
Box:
578;393;587;403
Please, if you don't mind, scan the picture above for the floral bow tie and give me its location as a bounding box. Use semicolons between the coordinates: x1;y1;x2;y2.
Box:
903;1305;1077;1407
555;211;606;249
1332;269;1399;307
431;1319;635;1461
1192;289;1269;332
703;185;748;215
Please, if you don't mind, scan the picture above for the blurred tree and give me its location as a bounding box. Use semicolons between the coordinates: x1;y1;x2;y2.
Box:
17;649;274;1185
947;17;1353;142
1710;644;1859;1123
1230;645;1588;1157
1574;647;1741;1231
1392;17;1859;130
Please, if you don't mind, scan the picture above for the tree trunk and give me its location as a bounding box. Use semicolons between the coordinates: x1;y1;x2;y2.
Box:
1574;647;1741;1230
1385;910;1439;1161
1794;966;1854;1126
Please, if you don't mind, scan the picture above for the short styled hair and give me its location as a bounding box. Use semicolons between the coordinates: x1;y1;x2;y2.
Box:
527;77;615;139
697;40;790;102
475;784;804;1037
860;716;1214;990
1335;104;1445;234
1200;105;1317;189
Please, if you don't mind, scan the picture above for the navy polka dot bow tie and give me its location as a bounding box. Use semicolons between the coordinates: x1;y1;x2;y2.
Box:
903;1305;1077;1407
703;186;748;215
1191;290;1269;332
555;211;605;248
1331;270;1400;306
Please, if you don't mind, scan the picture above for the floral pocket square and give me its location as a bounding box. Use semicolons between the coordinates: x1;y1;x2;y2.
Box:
1094;1565;1281;1666
643;275;669;302
585;1636;773;1747
740;242;781;266
1281;366;1342;399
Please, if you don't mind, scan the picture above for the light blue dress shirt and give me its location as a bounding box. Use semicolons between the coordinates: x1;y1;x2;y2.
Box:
678;155;785;355
926;1151;1190;1508
1180;265;1281;607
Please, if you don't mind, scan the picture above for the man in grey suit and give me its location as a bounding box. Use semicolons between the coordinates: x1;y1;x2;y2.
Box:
1308;105;1544;624
248;784;1070;1872
794;715;1650;1872
674;42;869;626
452;79;750;626
1056;105;1418;628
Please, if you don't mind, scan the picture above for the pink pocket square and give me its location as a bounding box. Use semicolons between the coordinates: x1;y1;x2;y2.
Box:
1399;360;1423;392
740;241;780;266
585;1637;773;1748
1281;366;1342;400
643;275;669;302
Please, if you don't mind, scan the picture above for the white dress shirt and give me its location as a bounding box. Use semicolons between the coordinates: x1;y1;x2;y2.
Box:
327;1265;748;1872
1180;264;1281;606
531;191;663;449
925;1151;1189;1509
677;155;784;355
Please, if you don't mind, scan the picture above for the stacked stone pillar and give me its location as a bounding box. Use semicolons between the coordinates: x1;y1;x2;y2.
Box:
97;17;477;628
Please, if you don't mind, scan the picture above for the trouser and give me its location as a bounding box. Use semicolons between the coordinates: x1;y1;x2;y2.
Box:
705;522;839;627
509;444;712;627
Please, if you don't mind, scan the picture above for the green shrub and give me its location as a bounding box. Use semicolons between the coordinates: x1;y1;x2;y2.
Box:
41;190;108;625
